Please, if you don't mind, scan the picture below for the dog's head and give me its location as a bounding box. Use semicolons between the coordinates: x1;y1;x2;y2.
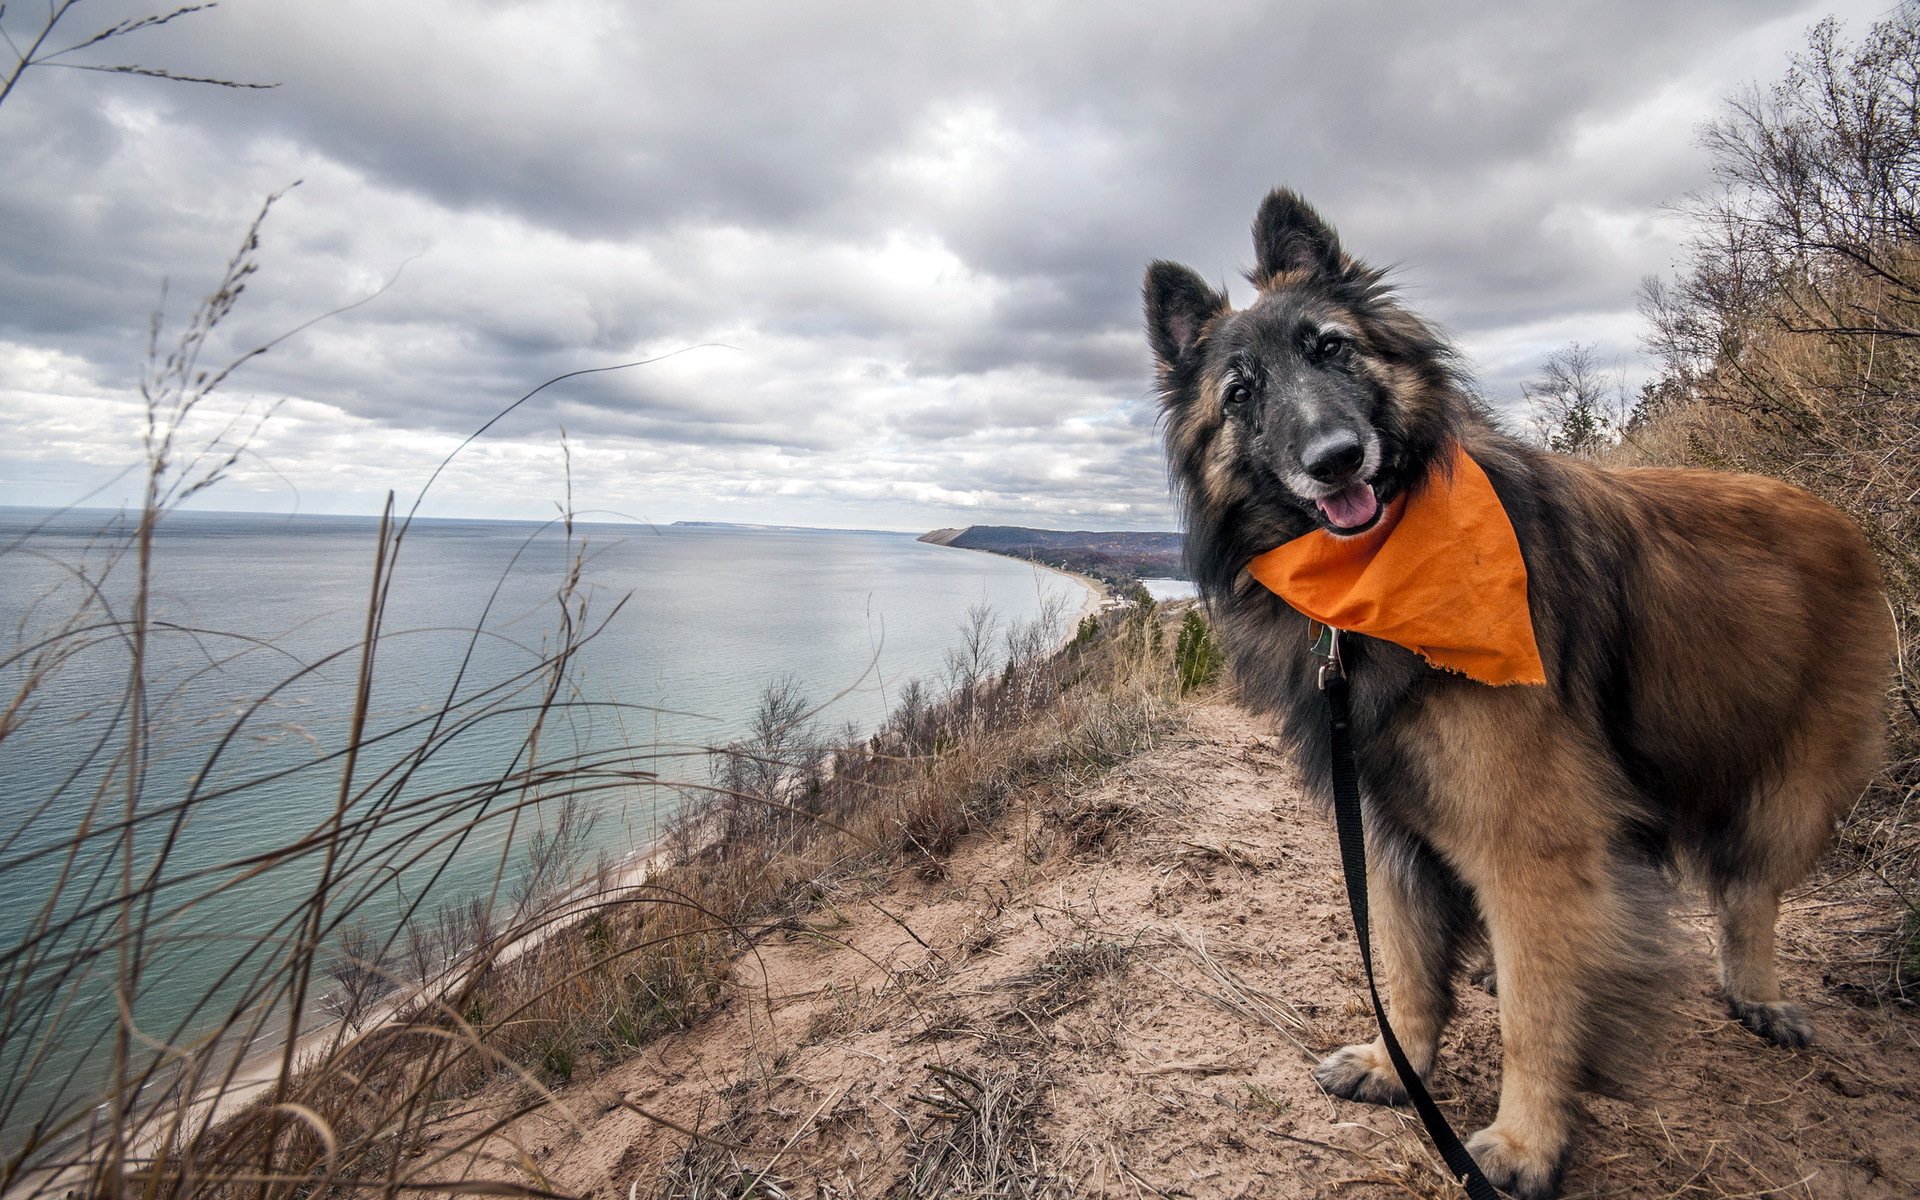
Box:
1146;190;1465;552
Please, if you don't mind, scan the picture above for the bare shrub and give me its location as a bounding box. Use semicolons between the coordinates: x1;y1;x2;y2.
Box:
511;795;600;919
705;675;824;857
1520;342;1637;456
322;919;393;1033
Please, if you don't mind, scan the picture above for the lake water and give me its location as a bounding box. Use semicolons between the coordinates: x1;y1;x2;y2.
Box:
0;506;1091;1154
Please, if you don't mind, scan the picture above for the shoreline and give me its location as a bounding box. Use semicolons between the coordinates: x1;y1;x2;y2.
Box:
931;542;1111;628
1030;559;1110;626
23;561;1097;1187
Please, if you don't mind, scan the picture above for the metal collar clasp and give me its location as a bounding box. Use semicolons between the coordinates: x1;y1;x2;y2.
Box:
1315;625;1346;691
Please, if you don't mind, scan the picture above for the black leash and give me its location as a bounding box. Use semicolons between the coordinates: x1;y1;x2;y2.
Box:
1318;628;1501;1200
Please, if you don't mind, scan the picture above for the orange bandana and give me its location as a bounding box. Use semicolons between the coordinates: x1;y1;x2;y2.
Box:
1244;445;1546;686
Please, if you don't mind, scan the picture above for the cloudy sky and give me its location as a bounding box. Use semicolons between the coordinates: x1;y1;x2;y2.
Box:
0;0;1897;531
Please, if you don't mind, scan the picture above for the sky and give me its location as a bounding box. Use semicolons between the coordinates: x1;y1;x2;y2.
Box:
0;0;1900;532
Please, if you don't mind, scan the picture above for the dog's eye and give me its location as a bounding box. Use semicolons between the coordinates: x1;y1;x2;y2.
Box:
1222;382;1251;411
1313;333;1351;363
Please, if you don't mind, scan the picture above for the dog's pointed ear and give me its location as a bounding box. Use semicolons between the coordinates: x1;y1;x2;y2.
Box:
1144;260;1228;369
1253;188;1343;282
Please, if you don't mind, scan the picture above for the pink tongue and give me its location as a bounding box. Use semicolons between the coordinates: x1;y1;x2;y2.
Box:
1318;483;1380;530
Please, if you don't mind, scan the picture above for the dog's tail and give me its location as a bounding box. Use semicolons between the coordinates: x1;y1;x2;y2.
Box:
1576;855;1685;1097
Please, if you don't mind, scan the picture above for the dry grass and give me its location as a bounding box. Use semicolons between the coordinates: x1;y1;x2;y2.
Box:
121;610;1183;1199
1002;939;1132;1022
899;1066;1065;1200
1151;928;1321;1064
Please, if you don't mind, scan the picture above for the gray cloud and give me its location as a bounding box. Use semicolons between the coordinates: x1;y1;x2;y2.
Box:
0;0;1892;529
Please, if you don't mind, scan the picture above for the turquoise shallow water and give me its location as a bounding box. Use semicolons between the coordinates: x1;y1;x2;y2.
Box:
0;506;1088;1153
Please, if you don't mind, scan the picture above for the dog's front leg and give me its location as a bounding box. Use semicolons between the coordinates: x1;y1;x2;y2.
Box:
1407;688;1645;1199
1460;851;1618;1200
1314;838;1469;1105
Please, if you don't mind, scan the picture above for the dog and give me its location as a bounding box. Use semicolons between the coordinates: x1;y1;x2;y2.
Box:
1144;189;1893;1197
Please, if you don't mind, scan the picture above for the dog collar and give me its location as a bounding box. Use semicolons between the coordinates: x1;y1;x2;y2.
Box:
1246;444;1546;687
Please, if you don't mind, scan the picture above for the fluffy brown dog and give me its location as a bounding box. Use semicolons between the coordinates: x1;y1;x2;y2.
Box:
1143;189;1893;1197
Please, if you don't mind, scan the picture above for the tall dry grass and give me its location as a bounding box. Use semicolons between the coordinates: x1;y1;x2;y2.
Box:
0;209;1188;1196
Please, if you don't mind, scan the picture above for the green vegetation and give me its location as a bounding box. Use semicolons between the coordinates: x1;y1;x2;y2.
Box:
1174;610;1224;694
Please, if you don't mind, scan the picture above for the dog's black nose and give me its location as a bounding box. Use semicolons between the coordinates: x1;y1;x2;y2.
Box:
1302;432;1365;483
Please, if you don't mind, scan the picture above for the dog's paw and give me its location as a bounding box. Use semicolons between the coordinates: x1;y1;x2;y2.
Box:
1728;998;1813;1048
1469;959;1498;996
1312;1041;1408;1106
1466;1124;1567;1200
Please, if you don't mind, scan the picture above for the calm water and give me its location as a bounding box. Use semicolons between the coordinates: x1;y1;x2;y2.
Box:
0;506;1088;1152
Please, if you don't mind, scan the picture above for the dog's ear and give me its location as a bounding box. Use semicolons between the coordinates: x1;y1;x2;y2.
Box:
1144;260;1228;369
1253;188;1343;282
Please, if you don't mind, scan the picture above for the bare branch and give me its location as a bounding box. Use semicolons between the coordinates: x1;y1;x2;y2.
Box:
0;1;272;112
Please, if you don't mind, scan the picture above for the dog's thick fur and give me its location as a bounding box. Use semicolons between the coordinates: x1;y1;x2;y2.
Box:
1144;190;1894;1198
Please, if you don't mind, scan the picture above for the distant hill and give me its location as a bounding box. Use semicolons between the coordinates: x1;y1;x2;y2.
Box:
919;525;1186;586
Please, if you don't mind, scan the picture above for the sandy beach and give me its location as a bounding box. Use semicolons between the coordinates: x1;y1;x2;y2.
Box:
932;541;1111;627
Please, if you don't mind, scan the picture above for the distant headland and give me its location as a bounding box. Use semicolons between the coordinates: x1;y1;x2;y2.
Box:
918;524;1187;589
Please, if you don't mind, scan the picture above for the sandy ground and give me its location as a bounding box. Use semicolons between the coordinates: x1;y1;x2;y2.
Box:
430;698;1919;1199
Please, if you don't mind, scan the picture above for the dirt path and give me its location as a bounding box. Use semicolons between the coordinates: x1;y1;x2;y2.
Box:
453;699;1920;1199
